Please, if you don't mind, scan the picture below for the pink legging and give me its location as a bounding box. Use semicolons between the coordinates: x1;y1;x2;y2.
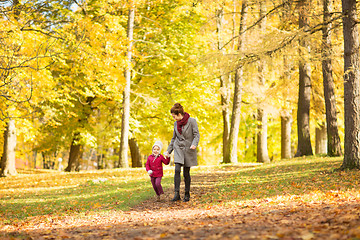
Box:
150;177;164;196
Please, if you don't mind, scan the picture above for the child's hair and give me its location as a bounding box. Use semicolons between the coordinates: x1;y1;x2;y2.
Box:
170;103;185;115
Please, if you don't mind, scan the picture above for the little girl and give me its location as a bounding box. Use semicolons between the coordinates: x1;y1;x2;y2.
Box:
145;141;170;201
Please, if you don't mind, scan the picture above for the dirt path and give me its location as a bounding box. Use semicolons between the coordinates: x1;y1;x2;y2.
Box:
2;168;360;240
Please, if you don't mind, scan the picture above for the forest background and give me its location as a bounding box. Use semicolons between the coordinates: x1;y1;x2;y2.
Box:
0;0;358;176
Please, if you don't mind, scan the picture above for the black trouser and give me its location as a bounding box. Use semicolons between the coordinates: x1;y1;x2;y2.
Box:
174;163;191;193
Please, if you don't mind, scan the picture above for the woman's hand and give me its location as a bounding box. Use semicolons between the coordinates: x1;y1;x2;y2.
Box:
164;151;170;157
190;145;196;150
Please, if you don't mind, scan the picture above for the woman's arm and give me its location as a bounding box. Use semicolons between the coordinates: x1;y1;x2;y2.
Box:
191;118;200;148
166;123;177;154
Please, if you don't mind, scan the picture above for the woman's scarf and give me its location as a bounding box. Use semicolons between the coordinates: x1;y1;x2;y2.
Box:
177;112;190;134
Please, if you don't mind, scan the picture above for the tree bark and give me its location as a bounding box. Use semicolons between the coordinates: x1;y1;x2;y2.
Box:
322;0;342;157
216;7;231;163
227;0;248;164
256;1;270;164
281;112;292;159
315;123;327;154
65;134;82;172
65;97;95;172
341;0;360;169
1;119;17;177
295;0;313;157
119;7;135;168
129;138;142;168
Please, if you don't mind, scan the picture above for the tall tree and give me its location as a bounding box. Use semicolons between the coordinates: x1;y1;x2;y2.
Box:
256;1;270;163
322;0;342;157
295;0;313;157
119;7;135;168
226;0;248;164
65;96;95;172
216;6;231;164
341;0;360;169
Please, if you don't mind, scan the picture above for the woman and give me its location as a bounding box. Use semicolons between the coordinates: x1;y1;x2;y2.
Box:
164;103;200;202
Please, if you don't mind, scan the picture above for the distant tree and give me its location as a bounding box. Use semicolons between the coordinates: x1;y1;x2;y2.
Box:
216;6;231;164
256;1;270;163
226;0;248;164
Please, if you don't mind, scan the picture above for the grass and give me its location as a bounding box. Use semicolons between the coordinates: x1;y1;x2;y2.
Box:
0;167;173;225
199;156;360;206
1;156;359;226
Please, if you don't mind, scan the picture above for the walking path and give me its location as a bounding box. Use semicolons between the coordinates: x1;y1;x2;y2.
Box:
3;167;360;239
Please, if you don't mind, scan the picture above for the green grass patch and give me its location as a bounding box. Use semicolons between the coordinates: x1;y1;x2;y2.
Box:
197;156;360;205
0;168;173;225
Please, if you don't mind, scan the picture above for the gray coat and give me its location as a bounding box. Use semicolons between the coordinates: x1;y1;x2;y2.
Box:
167;117;200;167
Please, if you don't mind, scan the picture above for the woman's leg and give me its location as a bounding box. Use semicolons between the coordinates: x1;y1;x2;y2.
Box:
171;163;182;201
183;166;191;201
174;163;182;192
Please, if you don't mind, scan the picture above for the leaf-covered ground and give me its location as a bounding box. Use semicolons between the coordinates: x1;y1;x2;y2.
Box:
1;157;360;239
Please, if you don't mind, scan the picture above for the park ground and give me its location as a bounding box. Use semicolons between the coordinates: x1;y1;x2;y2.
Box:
0;156;360;239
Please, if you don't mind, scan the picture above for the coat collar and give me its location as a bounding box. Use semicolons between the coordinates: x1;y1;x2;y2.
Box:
175;118;191;135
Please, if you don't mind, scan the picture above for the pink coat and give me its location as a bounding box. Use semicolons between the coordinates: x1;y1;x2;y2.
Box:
145;154;170;178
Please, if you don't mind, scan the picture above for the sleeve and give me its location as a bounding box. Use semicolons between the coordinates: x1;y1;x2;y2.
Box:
162;155;170;165
191;118;200;147
145;156;151;171
167;123;177;154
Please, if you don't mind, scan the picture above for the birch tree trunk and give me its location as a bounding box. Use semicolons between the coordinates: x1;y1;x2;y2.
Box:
341;0;360;169
227;0;248;164
322;0;342;157
256;1;270;163
295;0;313;157
315;123;327;154
0;119;17;177
119;7;135;168
281;112;292;159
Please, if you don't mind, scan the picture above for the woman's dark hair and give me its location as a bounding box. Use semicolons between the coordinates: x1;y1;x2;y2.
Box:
170;103;185;115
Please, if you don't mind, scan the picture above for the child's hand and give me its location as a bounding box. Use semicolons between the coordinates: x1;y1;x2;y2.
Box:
164;151;170;158
148;170;153;175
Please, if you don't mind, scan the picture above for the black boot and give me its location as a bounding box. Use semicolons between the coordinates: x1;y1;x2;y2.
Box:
183;192;190;202
171;191;181;201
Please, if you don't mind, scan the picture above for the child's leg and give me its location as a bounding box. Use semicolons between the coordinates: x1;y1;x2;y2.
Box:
151;177;160;196
154;177;164;195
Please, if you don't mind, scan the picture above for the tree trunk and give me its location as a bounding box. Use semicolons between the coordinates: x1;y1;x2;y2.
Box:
341;0;360;169
281;112;292;159
129;138;142;168
227;0;248;164
315;123;327;154
65;134;82;172
256;1;270;164
216;7;231;163
1;119;17;177
322;0;342;157
119;7;135;168
295;0;313;157
65;97;94;172
257;108;270;163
